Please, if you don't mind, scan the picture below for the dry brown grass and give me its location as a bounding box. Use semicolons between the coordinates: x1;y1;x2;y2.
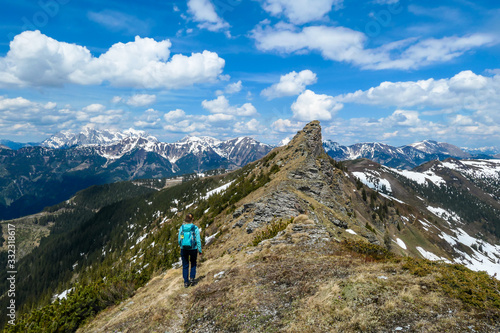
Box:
286;255;499;333
185;242;352;333
77;268;188;333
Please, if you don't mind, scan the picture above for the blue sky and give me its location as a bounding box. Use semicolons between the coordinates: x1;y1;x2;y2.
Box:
0;0;499;148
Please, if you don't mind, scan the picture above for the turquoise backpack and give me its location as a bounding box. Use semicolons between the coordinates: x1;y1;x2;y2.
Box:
180;224;196;249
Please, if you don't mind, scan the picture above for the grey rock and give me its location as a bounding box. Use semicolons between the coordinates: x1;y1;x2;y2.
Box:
246;192;305;232
233;207;244;218
243;203;255;210
363;232;380;245
331;218;348;229
233;219;245;228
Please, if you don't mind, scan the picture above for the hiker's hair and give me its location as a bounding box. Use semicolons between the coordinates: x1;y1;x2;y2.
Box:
185;213;194;222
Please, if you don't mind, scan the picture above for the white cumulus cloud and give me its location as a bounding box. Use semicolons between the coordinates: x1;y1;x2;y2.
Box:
0;96;37;110
234;119;261;133
217;80;243;95
291;90;343;121
319;70;500;146
202;95;257;116
261;69;317;99
252;23;368;64
260;0;343;24
89;110;124;125
448;70;488;91
134;108;163;129
251;22;498;70
337;70;500;112
271;119;305;133
187;0;230;33
163;108;233;133
164;119;207;133
0;31;225;89
164;109;187;122
225;81;243;94
368;34;498;70
204;113;234;123
126;94;157;107
82;104;106;113
0;96;130;139
384;110;422;127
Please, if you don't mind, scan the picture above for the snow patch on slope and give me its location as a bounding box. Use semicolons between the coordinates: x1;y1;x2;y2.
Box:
396;238;407;250
416;247;450;262
203;181;235;199
352;171;392;193
426;206;462;224
438;228;500;278
392;169;445;187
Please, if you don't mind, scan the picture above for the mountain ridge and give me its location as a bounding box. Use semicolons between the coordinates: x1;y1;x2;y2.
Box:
322;139;496;169
8;127;499;158
41;128;273;167
4;127;499;166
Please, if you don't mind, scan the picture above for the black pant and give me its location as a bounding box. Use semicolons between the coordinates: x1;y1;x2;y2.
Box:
181;249;198;283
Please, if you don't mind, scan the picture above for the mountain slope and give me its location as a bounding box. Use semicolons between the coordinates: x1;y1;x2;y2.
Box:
409;140;470;158
345;157;500;276
3;121;500;332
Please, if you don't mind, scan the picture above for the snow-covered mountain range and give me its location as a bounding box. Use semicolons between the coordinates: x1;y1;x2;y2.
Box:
323;139;498;169
0;128;272;220
3;128;498;170
42;128;272;170
42;127;158;149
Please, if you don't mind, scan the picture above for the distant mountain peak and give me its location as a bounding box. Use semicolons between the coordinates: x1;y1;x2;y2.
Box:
42;128;158;149
408;140;469;158
178;135;221;146
278;137;291;147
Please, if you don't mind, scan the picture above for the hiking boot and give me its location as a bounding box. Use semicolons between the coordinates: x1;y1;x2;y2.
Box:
189;278;197;286
184;281;190;288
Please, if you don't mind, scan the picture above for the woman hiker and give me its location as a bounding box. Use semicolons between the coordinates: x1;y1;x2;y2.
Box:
178;213;202;288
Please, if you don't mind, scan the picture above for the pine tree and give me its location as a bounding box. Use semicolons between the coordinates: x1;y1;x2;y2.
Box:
384;230;392;251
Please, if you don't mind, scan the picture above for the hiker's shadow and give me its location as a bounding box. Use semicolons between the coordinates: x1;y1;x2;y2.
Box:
190;275;205;286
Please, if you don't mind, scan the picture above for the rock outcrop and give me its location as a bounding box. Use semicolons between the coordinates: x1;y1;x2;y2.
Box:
226;120;352;241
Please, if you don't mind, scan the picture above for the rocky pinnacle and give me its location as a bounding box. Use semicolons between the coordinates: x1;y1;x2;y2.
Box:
290;120;324;158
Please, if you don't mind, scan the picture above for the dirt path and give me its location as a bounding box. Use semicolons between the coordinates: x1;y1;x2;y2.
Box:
77;268;190;333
